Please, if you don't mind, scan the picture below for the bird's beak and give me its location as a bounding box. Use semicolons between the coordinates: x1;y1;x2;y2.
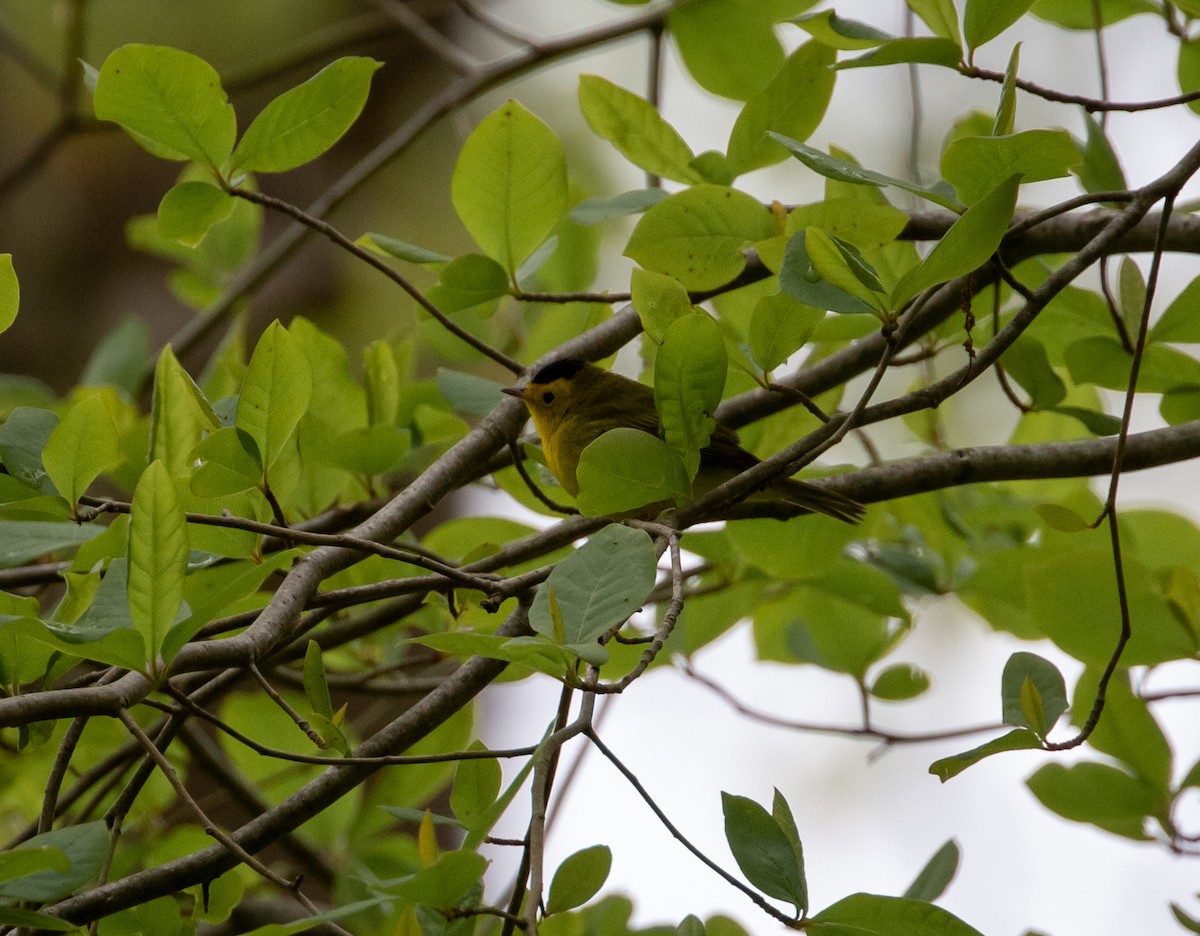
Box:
501;385;527;401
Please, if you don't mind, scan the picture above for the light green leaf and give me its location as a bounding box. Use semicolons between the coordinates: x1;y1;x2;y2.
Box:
236;320;313;475
721;792;806;915
450;100;568;275
906;0;961;42
804;228;886;307
150;345;220;476
529;523;657;645
655;313;727;479
993;44;1020;135
891;174;1020;309
41;393;123;509
779;231;874;314
793;11;891;48
1001;651;1067;736
631;268;693;344
425;253;509;313
1118;256;1146;338
929;728;1042;781
156;180;235;247
1027;762;1160;840
128;460;189;667
450;742;502;832
771;134;962;210
1002;338;1066;407
836;36;963;70
0;907;77;931
575;428;691;517
189;427;262;496
964;0;1034;52
570;188;669;225
870;663;932;701
0;254;17;334
626;185;774;291
81;316;152;395
232;57;382;172
748;291;821;373
669;0;784;101
359;232;451;265
93;44;236;168
941;130;1079;205
302;639;334;720
1075;112;1127;195
811;893;984;936
726;41;836;177
578;75;699;183
545;845;613;915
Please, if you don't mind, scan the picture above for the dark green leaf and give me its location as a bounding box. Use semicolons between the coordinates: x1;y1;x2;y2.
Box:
545;845;612;915
721;792;806;915
903;839;960;902
929;728;1042;781
1000;651;1067;736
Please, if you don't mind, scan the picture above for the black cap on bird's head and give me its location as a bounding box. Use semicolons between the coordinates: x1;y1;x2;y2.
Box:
502;358;589;402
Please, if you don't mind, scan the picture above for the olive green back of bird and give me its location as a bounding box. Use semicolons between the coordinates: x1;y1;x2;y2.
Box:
505;359;863;524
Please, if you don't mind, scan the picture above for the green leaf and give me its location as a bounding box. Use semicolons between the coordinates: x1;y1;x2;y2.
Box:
150;345;220;479
1000;651;1067;736
385;849;488;908
625;185;775;291
941;130;1079;205
903;839;960;902
1065;336;1200;392
632;268;694;344
1118;256;1146;337
993;44;1020;135
655;313;727;479
232;56;382;172
0;820;108;901
0;407;61;496
359;232;451;265
575;428;691;516
82;316;152;396
870;663;931;701
545;845;613;915
0;907;77;931
1074;112;1127;195
804;228;885;309
425;253;509;313
1035;503;1090;532
1002;338;1065;407
810;893;984;936
792;11;892;49
726;41;836;177
41;393;123;509
570;188;669;225
770;788;807;913
778;231;874;314
1149;274;1200;343
891;174;1020;309
450;100;568;275
1072;667;1172;789
437;368;505;417
189;427;262;496
302;639;334;720
786;198;909;252
450;742;502;832
905;0;961;42
929;728;1042;781
0;254;17;334
1026;762;1160;840
748;292;821;373
963;0;1034;52
157;180;235;247
236;320;313;475
529;523;657;645
770;134;962;210
721;792;806;915
0;846;69;882
127;460;189;668
578;75;700;184
669;0;784;101
836;36;963;70
93;44;236;168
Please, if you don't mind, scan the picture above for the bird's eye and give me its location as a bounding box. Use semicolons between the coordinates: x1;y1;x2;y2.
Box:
541;391;555;405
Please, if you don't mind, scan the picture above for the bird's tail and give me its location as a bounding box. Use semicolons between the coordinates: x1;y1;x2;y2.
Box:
776;477;865;524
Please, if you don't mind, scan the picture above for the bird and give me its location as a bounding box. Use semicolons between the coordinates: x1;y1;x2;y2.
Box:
502;358;864;523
